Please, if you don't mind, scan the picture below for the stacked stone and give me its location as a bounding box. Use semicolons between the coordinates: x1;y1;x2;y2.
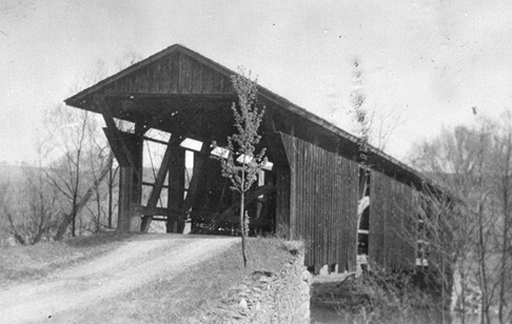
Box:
264;252;312;324
200;241;312;324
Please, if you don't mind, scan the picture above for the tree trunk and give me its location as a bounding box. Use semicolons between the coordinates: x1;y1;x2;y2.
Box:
477;204;489;324
53;155;113;241
108;164;114;228
498;139;511;324
498;194;508;324
13;232;26;245
71;198;77;237
6;212;26;245
240;190;247;267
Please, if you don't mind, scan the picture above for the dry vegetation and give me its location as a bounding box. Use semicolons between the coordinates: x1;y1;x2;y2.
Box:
311;268;443;324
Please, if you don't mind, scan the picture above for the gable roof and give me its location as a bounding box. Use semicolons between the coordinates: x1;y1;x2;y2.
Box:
65;44;431;190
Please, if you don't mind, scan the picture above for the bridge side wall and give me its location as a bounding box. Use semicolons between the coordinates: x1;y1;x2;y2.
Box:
278;132;359;272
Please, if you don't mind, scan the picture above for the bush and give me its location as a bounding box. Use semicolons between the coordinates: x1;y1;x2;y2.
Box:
312;264;443;324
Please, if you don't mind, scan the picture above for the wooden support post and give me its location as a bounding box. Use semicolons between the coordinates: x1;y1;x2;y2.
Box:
167;145;185;233
115;133;143;232
94;96;143;232
117;166;131;231
95;96;139;173
141;135;183;232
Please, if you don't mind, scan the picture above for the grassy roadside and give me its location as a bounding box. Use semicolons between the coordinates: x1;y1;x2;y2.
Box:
0;231;134;286
50;236;295;324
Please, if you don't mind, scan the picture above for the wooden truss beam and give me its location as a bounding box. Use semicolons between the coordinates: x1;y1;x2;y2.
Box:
95;96;140;176
142;136;169;146
95;96;144;232
140;134;183;232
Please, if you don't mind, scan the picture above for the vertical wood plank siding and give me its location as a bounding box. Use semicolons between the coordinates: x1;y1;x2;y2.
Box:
266;133;292;237
103;52;233;95
280;133;358;272
370;170;416;270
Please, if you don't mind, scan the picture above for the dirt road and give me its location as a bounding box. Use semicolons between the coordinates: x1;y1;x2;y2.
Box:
0;234;238;324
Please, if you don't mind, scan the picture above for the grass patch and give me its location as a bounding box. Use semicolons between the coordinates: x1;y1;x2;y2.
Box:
52;236;295;324
0;231;134;286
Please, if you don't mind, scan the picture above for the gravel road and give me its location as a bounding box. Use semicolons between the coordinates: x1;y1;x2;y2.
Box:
0;234;238;324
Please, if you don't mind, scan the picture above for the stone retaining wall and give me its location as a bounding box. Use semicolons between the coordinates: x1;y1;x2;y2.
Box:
203;241;312;324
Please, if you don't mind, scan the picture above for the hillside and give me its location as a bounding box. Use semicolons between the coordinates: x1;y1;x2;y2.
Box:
0;163;31;183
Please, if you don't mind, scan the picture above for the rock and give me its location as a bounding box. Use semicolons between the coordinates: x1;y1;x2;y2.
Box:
239;298;248;309
259;276;270;283
255;270;274;276
302;269;313;284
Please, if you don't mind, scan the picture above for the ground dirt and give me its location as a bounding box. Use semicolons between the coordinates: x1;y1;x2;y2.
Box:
0;234;238;324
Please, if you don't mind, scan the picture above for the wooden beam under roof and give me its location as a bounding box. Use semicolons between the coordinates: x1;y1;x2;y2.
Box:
95;96;140;175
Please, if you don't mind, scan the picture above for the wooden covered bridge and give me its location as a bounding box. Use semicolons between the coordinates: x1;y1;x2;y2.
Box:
66;44;431;273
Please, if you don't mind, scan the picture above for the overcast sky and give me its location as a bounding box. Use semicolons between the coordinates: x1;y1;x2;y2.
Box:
1;0;511;165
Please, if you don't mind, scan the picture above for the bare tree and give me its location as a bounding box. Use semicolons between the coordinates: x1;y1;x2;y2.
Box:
1;160;60;245
40;53;140;240
0;179;15;243
490;112;512;324
41;105;90;238
0;52;139;243
83;116;114;233
40;105;114;240
410;116;512;324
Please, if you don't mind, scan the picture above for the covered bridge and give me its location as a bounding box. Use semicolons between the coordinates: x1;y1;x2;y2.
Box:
66;44;431;273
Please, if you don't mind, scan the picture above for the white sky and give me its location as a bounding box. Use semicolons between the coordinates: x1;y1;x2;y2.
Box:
1;0;511;165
